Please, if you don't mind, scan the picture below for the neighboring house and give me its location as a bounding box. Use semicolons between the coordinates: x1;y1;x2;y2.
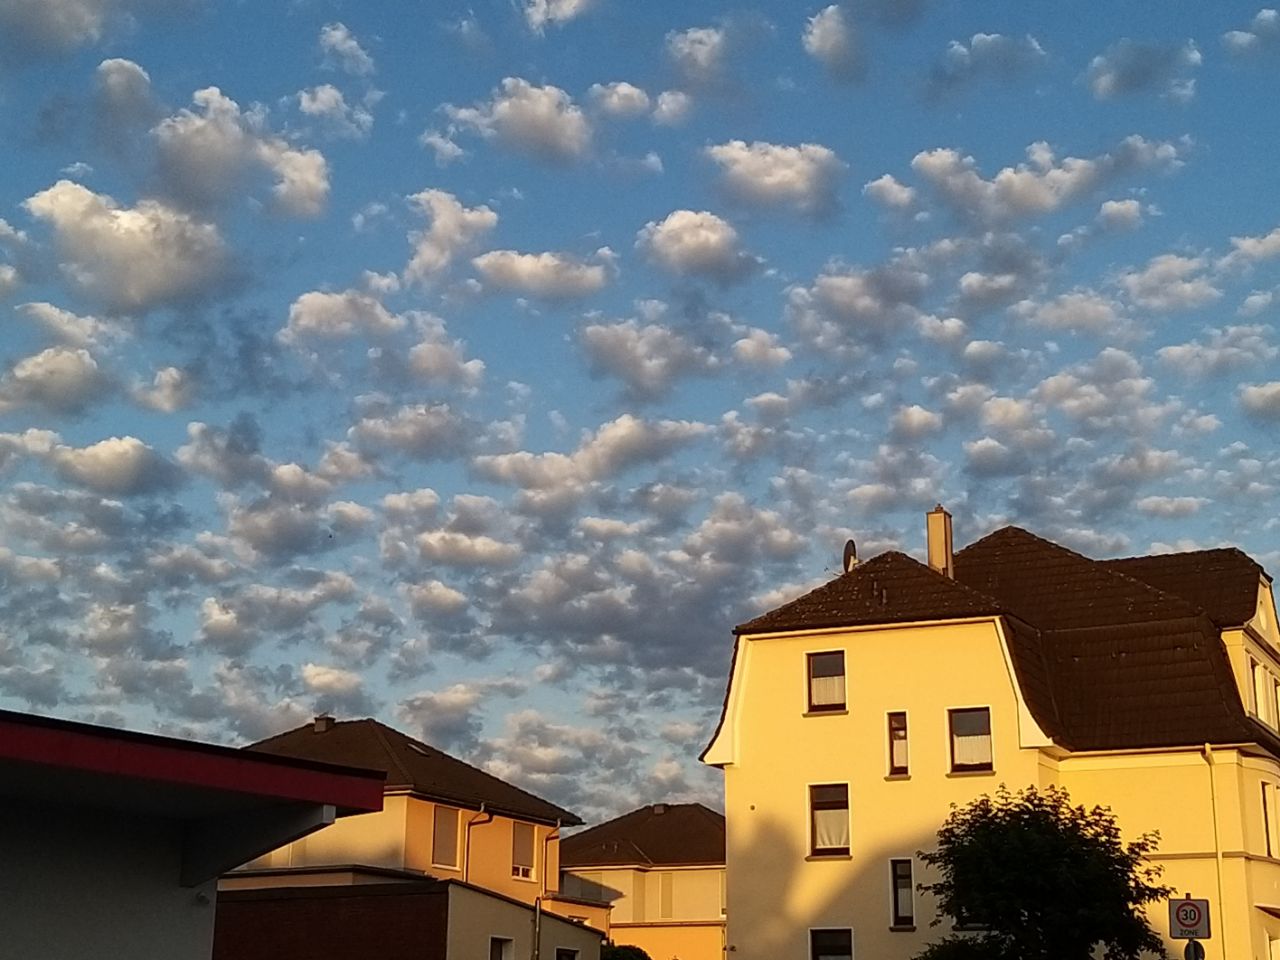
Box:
0;707;384;960
215;876;603;960
234;715;608;930
561;803;726;960
703;506;1280;960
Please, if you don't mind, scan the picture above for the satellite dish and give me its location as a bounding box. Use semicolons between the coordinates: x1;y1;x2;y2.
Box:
842;538;858;573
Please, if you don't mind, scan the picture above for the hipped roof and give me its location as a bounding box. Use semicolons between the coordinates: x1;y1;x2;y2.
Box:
736;525;1278;755
561;802;725;867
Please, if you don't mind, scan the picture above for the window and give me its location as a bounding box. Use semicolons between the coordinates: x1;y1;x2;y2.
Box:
512;821;535;880
1266;783;1277;858
1253;660;1270;723
659;871;674;919
555;951;578;960
807;651;846;712
432;805;459;868
810;784;850;856
810;928;853;960
887;712;908;776
949;707;993;773
489;938;513;960
890;859;914;928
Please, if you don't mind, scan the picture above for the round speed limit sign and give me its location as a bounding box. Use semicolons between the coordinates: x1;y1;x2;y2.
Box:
1175;902;1202;928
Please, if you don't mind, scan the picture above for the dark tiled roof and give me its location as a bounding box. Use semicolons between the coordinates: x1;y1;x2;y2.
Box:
561;802;725;867
248;718;581;826
729;523;1278;755
735;550;1003;635
1101;548;1265;628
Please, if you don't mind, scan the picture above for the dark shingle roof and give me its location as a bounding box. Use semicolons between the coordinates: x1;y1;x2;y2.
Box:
561;803;725;867
248;718;581;826
735;550;1003;635
1101;548;1265;628
730;524;1278;755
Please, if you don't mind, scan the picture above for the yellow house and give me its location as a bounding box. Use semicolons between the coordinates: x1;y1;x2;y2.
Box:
561;803;726;960
228;716;610;931
703;507;1280;960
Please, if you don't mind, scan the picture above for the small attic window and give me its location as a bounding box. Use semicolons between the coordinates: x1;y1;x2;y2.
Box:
408;742;433;757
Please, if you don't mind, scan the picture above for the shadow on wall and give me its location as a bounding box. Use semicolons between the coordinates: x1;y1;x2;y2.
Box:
727;810;944;958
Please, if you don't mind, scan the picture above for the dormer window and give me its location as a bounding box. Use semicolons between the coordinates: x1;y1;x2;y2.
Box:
807;652;846;713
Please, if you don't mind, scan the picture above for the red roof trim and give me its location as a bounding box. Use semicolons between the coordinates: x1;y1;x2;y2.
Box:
0;710;385;813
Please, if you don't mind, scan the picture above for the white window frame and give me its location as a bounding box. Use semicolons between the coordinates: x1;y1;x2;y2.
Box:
885;709;909;778
806;781;850;857
511;821;536;881
805;649;847;714
808;926;854;960
1265;782;1278;858
889;857;914;929
431;804;461;870
946;705;994;774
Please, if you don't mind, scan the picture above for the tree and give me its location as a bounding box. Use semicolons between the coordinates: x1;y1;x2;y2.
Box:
602;946;652;960
914;785;1171;960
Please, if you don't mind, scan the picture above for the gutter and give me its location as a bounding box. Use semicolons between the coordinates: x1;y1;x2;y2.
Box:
1202;744;1228;960
463;802;490;883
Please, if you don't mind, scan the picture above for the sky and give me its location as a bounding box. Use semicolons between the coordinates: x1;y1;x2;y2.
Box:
1;0;1280;824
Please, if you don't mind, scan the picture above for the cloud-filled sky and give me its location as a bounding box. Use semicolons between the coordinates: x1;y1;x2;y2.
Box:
2;0;1279;823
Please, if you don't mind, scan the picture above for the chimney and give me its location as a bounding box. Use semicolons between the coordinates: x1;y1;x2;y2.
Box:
313;714;335;733
926;504;954;578
652;803;668;815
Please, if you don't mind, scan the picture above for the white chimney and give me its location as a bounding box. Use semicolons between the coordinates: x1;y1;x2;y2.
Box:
927;504;953;578
313;714;335;733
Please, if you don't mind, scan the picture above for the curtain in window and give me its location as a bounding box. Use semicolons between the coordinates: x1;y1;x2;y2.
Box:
891;737;909;771
951;709;992;767
952;733;992;766
812;807;850;850
809;675;845;707
891;860;913;924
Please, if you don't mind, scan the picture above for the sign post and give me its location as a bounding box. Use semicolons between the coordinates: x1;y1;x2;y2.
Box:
1169;894;1210;960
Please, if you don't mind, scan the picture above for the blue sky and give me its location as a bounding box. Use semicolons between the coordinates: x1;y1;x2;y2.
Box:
2;0;1279;821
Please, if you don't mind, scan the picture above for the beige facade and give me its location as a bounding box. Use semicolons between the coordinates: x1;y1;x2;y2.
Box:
563;864;725;960
705;571;1280;959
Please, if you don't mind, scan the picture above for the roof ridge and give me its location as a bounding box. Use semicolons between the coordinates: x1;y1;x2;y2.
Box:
364;719;417;787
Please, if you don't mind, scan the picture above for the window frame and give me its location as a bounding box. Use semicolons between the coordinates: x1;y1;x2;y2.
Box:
1265;782;1277;858
886;710;909;777
889;858;914;929
808;782;850;858
808;927;854;960
947;706;994;774
431;804;461;870
806;650;847;714
511;820;536;881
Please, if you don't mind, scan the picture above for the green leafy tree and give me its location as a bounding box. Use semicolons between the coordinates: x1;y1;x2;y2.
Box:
602;945;652;960
914;785;1171;960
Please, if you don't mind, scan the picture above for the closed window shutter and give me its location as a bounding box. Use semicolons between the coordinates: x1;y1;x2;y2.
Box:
513;822;535;871
433;806;459;868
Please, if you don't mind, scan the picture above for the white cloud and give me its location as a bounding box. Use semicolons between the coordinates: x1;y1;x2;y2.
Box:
473;414;708;490
280;289;404;343
1241;382;1280;418
525;0;595;32
418;530;521;567
0;346;108;415
910;135;1185;224
298;84;373;138
588;81;651;118
667;26;728;86
472;249;610;299
319;22;374;75
1097;198;1144;230
1222;225;1280;268
154;87;330;217
446;77;591;163
0;264;18;297
705;140;844;215
732;328;792;366
1136;495;1207;518
1224;9;1280;55
1012;291;1128;335
581;319;718;399
803;5;860;81
420;130;466;166
403;189;498;285
0;0;155;57
24;180;227;312
406;316;486;389
1117;254;1220;312
131;366;191;413
17;301;123;349
891;404;943;438
636;209;757;282
863;174;917;210
1157;325;1277;377
94;58;158;134
405;580;468;617
1085;39;1201;102
652;90;693;126
348;403;469;461
49;436;181;495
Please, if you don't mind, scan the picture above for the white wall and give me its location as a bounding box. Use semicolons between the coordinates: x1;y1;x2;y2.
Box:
0;799;217;960
445;884;602;960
